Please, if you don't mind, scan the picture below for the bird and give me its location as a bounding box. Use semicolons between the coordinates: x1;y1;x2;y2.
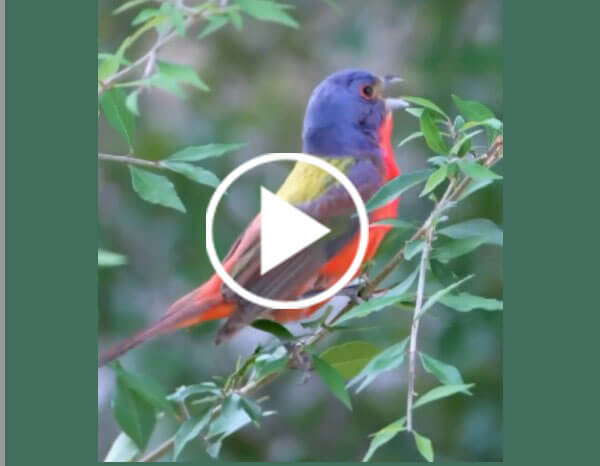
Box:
99;69;408;367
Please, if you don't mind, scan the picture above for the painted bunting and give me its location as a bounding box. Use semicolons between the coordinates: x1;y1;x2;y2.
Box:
99;69;408;366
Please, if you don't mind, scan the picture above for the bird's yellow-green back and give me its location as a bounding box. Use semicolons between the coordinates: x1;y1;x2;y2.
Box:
276;158;355;204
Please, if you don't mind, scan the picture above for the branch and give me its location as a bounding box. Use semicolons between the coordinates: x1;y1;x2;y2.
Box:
98;153;162;170
138;437;175;463
99;3;217;97
406;226;433;432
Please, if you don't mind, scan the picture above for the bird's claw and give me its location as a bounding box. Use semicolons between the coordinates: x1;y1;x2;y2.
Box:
284;341;312;383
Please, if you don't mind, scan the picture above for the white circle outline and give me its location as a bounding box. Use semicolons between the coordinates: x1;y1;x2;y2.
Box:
206;153;369;310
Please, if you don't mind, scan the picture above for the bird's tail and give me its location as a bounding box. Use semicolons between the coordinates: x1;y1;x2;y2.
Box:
98;283;233;367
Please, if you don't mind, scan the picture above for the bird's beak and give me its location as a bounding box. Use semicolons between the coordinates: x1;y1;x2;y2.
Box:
382;75;409;111
385;97;410;111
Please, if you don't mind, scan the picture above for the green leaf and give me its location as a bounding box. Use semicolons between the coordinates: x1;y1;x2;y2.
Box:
454;115;465;130
158;61;210;91
163;162;220;188
251;319;294;339
236;0;299;28
131;8;160;26
163;3;186;36
457;178;493;201
397;131;423;148
439;218;503;246
100;88;135;147
429;259;458;286
417;275;473;318
452;94;496;122
129;166;186;212
114;0;153;15
366;169;433;212
413;431;434;462
166;143;245;162
335;295;406;326
167;382;221;402
98;249;127;267
228;10;244;29
320;341;382;380
113;382;156;450
348;339;408;393
174;412;212;460
125;89;140;116
404;239;424;260
371;218;416;230
254;347;289;380
312;355;352;410
427;155;448;167
206;438;223;458
208;394;251;438
400;96;448;119
457;160;502;181
198;15;229;38
405;107;423;118
336;268;418;325
412;383;474;409
449;129;483;155
113;362;174;415
461;118;503;132
420;110;448;154
98;54;121;81
240;397;263;423
439;292;503;312
433;237;487;263
420;165;447;197
148;61;210;97
362;418;406;461
419;353;464;385
104;432;140;462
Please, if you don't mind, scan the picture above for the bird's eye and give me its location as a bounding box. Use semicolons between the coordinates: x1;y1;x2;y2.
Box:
360;84;374;99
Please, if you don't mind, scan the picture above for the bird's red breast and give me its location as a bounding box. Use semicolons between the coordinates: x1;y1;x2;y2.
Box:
274;112;400;322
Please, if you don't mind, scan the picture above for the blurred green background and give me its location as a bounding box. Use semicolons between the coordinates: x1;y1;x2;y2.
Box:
98;0;502;461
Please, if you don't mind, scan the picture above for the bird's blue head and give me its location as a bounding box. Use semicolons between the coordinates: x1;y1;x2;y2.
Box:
302;69;407;157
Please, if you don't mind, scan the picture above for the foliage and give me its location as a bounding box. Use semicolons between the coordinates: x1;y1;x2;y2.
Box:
99;0;503;462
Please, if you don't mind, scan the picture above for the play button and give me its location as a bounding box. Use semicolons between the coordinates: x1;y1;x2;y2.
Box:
205;153;369;310
260;187;331;275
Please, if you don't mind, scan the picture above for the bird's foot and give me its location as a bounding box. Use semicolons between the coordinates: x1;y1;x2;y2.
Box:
284;341;312;383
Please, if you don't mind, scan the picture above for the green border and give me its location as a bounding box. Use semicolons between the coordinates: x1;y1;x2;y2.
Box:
5;0;98;463
5;0;596;464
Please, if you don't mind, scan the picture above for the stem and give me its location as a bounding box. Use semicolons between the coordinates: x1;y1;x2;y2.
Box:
99;3;214;97
406;227;433;432
138;437;175;462
98;153;163;170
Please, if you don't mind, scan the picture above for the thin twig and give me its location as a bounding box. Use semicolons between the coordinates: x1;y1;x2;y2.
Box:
98;153;162;170
99;3;216;97
138;436;176;462
406;227;433;432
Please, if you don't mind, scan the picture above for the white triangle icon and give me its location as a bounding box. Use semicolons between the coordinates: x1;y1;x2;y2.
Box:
260;187;331;275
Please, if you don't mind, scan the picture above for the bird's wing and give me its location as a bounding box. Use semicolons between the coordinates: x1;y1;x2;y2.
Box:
216;156;383;342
